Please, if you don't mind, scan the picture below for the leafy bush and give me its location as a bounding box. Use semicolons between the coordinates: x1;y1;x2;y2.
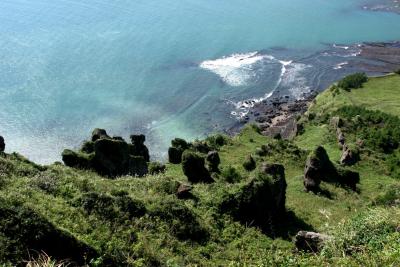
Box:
148;162;166;175
149;198;208;241
205;134;227;149
337;73;368;91
395;69;400;75
243;155;256;171
373;185;400;206
220;166;242;183
322;208;396;256
336;106;400;153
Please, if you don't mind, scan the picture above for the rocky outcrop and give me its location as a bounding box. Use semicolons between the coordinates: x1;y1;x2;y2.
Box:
62;129;149;177
206;151;220;173
176;184;193;199
181;151;213;183
219;163;287;233
304;146;335;192
295;231;330;252
340;145;360;166
337;128;346;148
304;146;360;192
130;134;150;162
0;136;5;152
168;138;189;164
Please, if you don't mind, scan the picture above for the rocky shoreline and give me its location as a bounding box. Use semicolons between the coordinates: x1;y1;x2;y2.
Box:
228;41;400;139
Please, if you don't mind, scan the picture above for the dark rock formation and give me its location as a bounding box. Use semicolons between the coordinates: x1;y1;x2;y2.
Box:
304;146;360;192
91;128;110;141
304;146;336;192
168;138;190;164
340;145;360;166
130;134;150;162
176;184;193;199
181;151;213;183
219;163;287;233
295;231;330;252
206;151;220;173
62;129;148;177
0;136;5;152
220;164;287;233
337;128;346;148
336;168;360;191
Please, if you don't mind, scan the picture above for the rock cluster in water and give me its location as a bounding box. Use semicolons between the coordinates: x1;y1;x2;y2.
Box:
62;129;149;177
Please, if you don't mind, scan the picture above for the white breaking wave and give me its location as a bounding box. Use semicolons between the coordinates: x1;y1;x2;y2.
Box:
199;52;271;86
334;61;348;70
281;62;311;99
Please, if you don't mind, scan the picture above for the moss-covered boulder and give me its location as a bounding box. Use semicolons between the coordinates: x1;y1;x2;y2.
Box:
219;163;287;233
304;146;360;192
130;134;150;162
206;151;220;173
168;138;190;164
182;151;213;183
62;129;148;177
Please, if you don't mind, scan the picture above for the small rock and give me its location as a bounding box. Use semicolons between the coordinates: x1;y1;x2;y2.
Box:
176;184;193;199
295;231;330;252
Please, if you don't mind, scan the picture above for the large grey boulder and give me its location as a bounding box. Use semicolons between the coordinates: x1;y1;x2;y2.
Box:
295;231;330;252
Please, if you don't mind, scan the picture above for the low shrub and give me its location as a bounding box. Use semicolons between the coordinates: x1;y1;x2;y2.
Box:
148;162;166;175
395;69;400;75
220;166;242;183
243;155;256;171
373;185;400;206
336;106;400;153
337;73;368;91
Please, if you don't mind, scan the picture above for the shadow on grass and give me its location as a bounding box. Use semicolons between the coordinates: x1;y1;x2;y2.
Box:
267;210;315;240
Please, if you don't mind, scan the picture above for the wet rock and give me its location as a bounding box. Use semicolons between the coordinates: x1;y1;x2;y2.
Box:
182;151;213;183
295;231;330;252
130;134;150;162
176;184;193;199
206;151;220;173
0;136;4;152
91;128;110;142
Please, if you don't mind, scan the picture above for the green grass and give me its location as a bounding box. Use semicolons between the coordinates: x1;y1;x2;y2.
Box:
1;75;400;266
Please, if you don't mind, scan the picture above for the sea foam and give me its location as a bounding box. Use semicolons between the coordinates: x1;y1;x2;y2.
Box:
199;52;270;86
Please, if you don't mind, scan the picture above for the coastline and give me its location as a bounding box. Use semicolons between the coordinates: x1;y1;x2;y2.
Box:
227;41;400;139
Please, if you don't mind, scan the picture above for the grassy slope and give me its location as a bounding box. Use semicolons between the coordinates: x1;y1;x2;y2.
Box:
0;74;400;266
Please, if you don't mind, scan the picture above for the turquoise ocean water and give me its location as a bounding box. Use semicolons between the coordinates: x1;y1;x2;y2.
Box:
1;0;400;163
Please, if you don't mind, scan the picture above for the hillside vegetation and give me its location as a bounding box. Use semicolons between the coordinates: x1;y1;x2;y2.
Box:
0;74;400;266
